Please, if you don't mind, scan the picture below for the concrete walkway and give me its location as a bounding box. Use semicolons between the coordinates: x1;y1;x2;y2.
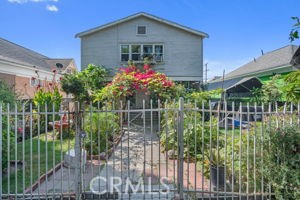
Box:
89;124;210;199
90;125;175;199
32;160;102;195
32;124;210;199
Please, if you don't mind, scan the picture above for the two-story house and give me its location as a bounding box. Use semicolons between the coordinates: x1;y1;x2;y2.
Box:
75;12;208;89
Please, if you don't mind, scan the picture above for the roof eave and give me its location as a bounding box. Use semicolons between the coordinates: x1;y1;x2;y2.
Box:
75;12;208;38
0;58;55;75
210;64;293;83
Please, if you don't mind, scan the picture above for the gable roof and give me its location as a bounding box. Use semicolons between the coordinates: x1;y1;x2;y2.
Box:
75;12;209;38
216;45;298;81
0;37;75;72
45;59;74;71
208;76;262;93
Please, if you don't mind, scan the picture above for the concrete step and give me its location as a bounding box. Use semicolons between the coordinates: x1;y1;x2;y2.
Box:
128;112;159;126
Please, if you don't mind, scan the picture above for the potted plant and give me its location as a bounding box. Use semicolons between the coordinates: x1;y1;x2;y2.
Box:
205;148;226;191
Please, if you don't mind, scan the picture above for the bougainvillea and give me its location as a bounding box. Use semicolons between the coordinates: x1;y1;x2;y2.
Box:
94;64;178;101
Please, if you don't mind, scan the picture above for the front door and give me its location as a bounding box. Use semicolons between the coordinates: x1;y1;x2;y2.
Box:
135;90;150;108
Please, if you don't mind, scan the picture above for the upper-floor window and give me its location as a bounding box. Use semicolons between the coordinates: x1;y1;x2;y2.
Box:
137;25;146;35
131;45;141;60
120;44;164;62
154;45;163;62
121;45;130;61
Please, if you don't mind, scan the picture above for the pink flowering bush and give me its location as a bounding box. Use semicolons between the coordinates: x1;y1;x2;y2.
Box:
94;64;178;101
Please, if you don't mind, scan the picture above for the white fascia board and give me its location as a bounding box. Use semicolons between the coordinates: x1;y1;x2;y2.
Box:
218;64;293;82
168;76;203;81
0;60;61;81
75;12;209;38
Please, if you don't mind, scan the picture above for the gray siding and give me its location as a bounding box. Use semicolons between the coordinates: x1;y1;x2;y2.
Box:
81;16;204;82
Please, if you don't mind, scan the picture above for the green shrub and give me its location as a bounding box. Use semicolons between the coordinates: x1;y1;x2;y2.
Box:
0;81;17;104
160;101;218;159
1;119;14;170
0;81;17;170
222;128;266;193
61;64;107;102
283;70;300;103
61;73;87;101
55;127;75;140
187;88;223;103
265;125;300;200
83;110;120;155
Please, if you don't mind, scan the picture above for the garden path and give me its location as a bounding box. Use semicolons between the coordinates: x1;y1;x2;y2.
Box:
31;124;210;199
90;125;210;199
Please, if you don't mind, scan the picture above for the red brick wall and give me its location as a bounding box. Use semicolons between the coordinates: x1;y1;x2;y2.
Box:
16;76;68;100
1;72;67;100
15;76;35;99
0;72;16;88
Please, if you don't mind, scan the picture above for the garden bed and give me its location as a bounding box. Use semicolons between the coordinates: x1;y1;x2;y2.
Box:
2;133;75;194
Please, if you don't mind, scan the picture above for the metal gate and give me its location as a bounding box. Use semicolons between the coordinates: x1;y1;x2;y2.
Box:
1;99;299;199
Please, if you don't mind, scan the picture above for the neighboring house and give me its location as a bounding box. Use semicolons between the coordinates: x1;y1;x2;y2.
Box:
75;12;208;88
208;45;300;99
0;37;77;99
291;45;300;66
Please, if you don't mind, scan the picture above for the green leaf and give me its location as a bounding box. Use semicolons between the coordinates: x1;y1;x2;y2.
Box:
293;30;299;38
291;16;300;23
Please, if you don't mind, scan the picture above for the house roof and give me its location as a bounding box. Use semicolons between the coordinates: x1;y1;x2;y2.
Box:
214;45;299;81
75;12;209;38
291;46;300;66
0;37;75;72
45;59;74;71
207;76;262;93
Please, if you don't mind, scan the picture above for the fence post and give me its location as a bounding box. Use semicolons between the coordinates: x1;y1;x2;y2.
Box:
74;102;82;200
177;97;184;199
0;103;2;198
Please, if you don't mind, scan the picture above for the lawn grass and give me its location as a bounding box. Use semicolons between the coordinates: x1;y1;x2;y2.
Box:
2;132;75;194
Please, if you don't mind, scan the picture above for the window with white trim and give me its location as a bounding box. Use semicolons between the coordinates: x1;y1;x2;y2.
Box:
121;45;129;61
137;25;146;35
120;44;164;62
30;78;39;87
131;45;141;61
154;45;163;62
30;78;43;87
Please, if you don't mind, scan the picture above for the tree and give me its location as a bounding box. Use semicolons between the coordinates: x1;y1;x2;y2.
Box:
250;88;263;103
289;17;300;42
286;17;300;103
61;64;108;102
261;75;282;103
282;70;300;103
